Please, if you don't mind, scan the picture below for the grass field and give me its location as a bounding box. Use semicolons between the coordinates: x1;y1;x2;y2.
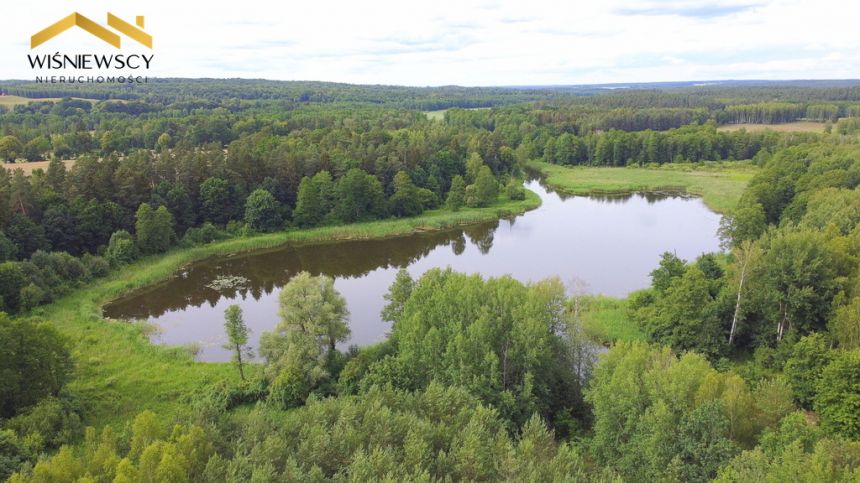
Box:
528;160;756;213
0;95;100;107
4;160;76;173
424;109;447;121
29;190;541;427
579;296;645;345
717;121;828;133
424;106;490;121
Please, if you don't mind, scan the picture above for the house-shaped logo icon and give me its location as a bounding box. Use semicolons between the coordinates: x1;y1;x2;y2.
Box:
31;13;152;49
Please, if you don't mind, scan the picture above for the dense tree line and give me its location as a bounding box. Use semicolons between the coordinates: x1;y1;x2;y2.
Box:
0;92;529;313
9;268;858;481
0;80;572;110
540;123;817;166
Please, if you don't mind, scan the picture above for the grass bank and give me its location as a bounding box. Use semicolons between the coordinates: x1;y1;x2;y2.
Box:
528;160;756;213
578;296;645;346
30;190;540;427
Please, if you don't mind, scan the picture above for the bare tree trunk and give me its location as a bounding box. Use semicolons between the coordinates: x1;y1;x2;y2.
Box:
236;343;245;380
502;341;509;390
729;255;749;345
777;301;787;342
729;241;757;346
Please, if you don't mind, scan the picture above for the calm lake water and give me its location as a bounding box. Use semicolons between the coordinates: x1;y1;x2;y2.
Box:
103;179;723;361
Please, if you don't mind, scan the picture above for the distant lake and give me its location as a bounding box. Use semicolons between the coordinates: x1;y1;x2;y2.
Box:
103;178;723;361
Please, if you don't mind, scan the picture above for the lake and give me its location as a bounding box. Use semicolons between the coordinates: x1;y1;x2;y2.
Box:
103;179;723;361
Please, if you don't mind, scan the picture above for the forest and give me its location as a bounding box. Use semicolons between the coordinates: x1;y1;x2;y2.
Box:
0;80;859;482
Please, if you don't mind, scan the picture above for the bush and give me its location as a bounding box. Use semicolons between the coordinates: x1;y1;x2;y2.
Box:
0;430;30;482
19;283;46;311
505;179;526;200
4;396;82;451
81;254;110;278
182;223;229;246
30;251;86;283
105;230;138;267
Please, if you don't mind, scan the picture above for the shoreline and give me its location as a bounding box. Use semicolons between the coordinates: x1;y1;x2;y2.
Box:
527;160;756;214
29;189;541;425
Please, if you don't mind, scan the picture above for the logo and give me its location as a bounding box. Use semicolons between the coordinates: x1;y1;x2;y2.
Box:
31;13;152;49
27;12;154;84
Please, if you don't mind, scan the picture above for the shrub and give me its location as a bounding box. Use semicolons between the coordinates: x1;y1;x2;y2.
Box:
81;254;110;278
105;230;138;267
182;223;229;246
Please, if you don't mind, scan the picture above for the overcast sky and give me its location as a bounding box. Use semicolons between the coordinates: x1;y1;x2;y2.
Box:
3;0;859;86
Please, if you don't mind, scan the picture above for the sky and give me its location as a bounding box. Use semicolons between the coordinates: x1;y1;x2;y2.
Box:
2;0;859;86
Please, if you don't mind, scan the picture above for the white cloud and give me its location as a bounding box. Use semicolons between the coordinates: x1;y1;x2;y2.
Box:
1;0;859;85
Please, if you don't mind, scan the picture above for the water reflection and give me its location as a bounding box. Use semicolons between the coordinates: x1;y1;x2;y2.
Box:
104;179;722;362
107;221;499;321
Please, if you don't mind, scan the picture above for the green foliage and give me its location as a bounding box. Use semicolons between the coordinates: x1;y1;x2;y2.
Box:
181;223;229;246
587;342;792;481
367;268;585;426
0;262;26;312
634;254;732;358
815;349;860;439
199;177;239;225
293;171;334;227
135;203;175;255
223;305;253;381
465;152;484;183
445;174;466;211
389;171;423;217
0;231;18;262
0;430;30;482
505;178;526;200
783;334;832;407
259;272;350;406
0;315;72;418
380;268;413;325
6;81;860;482
578;295;646;344
716;412;860;482
0;135;23;162
752;226;840;342
8;385;616;482
831;297;860;350
465;166;499;208
643;264;729;358
650;251;686;292
3;396;82;451
720;203;767;246
11;412;215;483
6;215;49;260
243;188;282;232
105;230;138;267
333;168;388;222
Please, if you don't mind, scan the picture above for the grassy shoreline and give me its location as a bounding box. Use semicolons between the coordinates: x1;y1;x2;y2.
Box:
28;190;540;426
579;296;645;346
528;160;756;214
